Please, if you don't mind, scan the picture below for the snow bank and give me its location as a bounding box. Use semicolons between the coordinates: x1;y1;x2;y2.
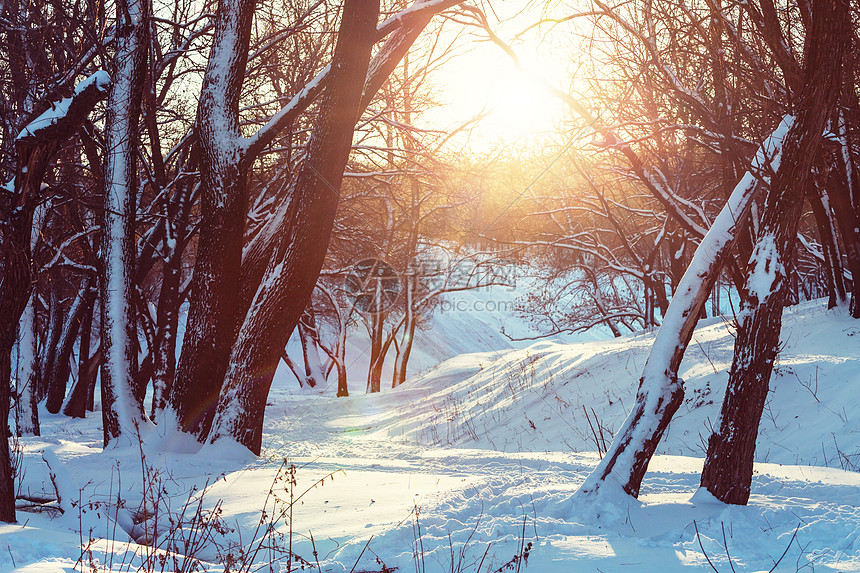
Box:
4;300;860;572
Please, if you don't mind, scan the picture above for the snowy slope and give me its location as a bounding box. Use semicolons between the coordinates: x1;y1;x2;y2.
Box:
3;300;860;572
367;300;860;469
277;279;608;394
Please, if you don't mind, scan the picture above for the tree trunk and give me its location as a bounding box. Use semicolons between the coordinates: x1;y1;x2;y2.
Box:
208;0;380;454
335;349;349;397
46;278;93;413
39;278;63;401
827;161;860;317
298;309;323;389
807;183;845;308
100;0;150;446
700;0;848;505
86;344;101;412
367;309;385;393
63;292;95;418
393;273;416;387
0;349;16;522
167;0;255;438
577;116;794;499
150;240;182;417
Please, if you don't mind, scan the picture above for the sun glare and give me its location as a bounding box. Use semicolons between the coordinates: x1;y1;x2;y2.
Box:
424;37;567;154
481;64;560;145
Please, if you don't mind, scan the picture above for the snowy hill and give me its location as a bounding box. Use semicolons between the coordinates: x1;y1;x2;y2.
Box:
278;279;608;394
3;300;860;572
367;300;860;470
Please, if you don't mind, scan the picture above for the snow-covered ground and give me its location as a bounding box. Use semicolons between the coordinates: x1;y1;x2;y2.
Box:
3;298;860;572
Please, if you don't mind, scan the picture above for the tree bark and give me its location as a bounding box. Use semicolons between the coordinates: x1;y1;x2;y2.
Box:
807;182;845;308
826;160;860;317
393;273;417;387
45;278;93;413
298;309;323;389
63;292;96;418
167;0;256;437
700;0;849;505
14;295;39;435
367;308;385;393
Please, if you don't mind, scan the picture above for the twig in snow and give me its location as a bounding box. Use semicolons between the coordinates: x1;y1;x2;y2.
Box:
721;522;736;573
768;523;800;572
693;520;721;572
349;535;375;573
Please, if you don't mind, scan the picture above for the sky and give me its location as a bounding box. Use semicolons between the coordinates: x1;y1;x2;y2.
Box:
418;1;583;154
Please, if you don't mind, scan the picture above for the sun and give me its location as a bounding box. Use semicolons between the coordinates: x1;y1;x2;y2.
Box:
422;38;566;154
480;64;560;145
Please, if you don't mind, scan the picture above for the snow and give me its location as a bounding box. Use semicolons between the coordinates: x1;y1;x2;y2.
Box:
4;299;860;571
747;233;782;303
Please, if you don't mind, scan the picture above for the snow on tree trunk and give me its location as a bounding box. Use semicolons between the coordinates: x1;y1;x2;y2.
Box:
166;0;256;439
576;115;794;500
806;184;846;308
700;0;848;505
14;295;39;436
150;246;181;417
100;0;150;446
207;0;380;454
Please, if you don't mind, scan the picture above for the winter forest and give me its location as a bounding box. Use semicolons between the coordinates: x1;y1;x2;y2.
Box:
1;0;860;570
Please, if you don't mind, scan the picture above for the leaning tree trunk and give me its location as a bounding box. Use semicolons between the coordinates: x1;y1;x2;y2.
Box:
101;0;150;446
700;0;848;505
46;278;93;413
207;0;380;454
63;292;96;418
576;116;794;499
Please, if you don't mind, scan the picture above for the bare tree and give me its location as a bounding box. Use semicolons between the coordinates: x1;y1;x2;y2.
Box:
0;70;110;520
700;0;850;505
100;0;152;445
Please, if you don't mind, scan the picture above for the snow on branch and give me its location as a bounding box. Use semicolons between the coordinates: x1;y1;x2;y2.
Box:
643;114;793;378
376;0;463;37
16;71;110;144
242;64;329;161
